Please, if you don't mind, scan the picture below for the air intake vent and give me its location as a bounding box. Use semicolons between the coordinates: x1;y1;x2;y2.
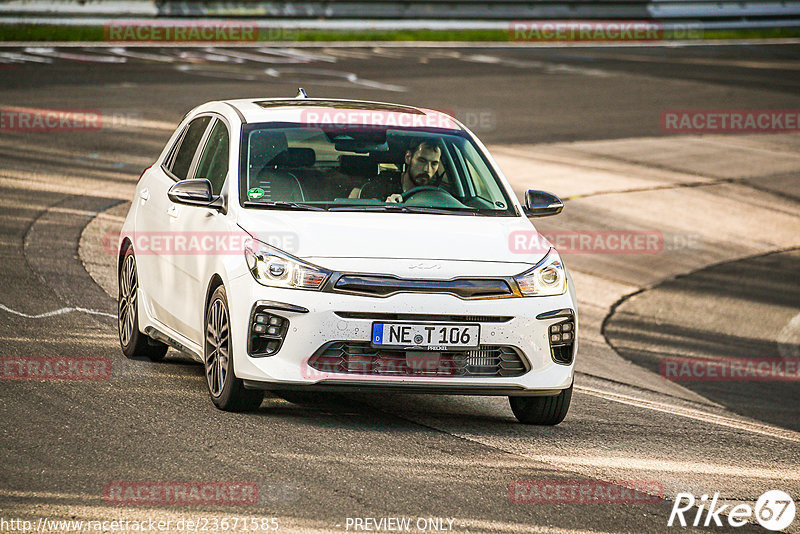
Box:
308;342;528;377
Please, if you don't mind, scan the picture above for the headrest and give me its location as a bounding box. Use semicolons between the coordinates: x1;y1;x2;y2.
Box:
248;130;288;171
273;147;316;168
339;155;377;177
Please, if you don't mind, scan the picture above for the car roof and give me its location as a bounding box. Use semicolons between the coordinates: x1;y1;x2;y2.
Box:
222;96;464;130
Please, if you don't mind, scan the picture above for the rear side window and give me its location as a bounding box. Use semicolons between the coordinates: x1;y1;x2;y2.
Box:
170;116;211;180
194;119;230;195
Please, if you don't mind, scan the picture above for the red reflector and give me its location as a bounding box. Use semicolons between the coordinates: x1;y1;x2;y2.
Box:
138;165;152;183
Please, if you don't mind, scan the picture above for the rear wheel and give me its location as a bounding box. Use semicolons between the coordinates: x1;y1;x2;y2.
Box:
118;247;168;361
205;285;264;412
509;382;572;425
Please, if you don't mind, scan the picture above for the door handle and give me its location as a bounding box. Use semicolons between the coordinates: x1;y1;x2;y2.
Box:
139;188;150;201
167;205;179;218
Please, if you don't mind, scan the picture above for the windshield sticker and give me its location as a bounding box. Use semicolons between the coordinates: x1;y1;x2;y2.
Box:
247;187;265;200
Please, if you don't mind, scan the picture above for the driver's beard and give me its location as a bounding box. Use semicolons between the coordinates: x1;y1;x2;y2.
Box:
411;173;432;186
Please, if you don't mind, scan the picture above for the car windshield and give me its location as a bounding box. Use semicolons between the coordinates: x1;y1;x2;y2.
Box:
238;124;516;216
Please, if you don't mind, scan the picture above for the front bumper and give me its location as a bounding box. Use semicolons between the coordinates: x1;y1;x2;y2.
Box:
228;274;577;395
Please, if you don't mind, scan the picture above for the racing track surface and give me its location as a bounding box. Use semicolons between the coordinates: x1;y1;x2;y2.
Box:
1;42;799;533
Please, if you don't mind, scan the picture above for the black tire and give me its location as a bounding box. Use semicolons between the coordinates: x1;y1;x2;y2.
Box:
509;382;572;425
205;285;264;412
118;246;168;362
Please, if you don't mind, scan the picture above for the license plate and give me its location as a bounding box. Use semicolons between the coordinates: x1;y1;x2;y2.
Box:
371;322;480;349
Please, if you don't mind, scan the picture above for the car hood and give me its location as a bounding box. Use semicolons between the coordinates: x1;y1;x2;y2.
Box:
236;210;548;269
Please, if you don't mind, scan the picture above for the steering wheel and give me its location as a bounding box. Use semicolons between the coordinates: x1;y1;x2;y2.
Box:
401;186;467;208
402;186;445;202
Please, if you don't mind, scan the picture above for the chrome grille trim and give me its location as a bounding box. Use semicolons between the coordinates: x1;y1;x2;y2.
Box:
333;312;512;323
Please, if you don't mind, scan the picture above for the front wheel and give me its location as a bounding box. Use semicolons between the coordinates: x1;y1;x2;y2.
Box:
118;247;168;361
205;285;264;412
509;383;572;425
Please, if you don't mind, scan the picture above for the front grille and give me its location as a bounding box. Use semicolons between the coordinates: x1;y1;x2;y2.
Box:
331;274;514;299
308;341;528;378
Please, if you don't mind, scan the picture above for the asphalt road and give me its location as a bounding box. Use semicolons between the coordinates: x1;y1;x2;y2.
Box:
1;42;799;533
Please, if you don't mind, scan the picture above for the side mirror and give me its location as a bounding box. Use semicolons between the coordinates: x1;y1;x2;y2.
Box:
168;179;225;211
523;190;563;217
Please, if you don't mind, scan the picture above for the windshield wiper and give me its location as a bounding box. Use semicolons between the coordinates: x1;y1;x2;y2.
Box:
328;204;410;213
243;201;326;211
329;204;474;215
404;206;478;215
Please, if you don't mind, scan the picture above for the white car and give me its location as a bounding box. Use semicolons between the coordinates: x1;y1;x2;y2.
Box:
117;92;578;424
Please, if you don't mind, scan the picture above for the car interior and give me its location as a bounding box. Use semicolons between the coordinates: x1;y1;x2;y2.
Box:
244;127;509;211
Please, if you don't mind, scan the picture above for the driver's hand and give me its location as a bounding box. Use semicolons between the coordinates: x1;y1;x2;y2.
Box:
386;194;403;203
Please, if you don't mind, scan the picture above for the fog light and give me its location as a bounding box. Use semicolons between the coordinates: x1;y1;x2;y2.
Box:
248;306;290;357
544;314;576;365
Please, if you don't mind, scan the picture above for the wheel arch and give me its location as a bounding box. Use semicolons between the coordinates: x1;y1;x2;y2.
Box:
118;237;133;275
204;274;225;319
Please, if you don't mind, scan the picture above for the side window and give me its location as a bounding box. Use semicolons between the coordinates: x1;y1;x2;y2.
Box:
194;119;229;195
169;116;212;180
164;126;186;169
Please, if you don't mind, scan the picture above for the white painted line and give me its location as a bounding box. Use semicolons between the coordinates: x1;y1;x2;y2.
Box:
576;385;800;444
0;51;52;63
258;47;338;63
23;46;127;63
0;303;115;319
107;46;176;62
461;53;610;76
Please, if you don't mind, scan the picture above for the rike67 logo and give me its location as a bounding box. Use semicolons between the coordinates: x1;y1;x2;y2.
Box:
669;490;795;531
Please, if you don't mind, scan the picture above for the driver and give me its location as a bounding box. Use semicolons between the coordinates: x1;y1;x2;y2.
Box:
385;139;442;203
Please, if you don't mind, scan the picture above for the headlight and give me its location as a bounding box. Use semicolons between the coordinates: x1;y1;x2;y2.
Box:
244;238;331;290
514;249;567;297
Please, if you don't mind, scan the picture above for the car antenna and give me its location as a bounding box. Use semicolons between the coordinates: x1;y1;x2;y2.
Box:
296;88;308;99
